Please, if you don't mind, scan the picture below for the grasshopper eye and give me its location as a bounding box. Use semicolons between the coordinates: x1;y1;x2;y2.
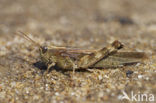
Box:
41;46;48;53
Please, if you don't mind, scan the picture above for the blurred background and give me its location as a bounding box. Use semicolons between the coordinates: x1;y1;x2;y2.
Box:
0;0;156;48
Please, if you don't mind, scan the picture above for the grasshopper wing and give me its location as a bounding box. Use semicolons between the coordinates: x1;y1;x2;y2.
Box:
58;48;147;68
59;48;94;60
92;52;147;68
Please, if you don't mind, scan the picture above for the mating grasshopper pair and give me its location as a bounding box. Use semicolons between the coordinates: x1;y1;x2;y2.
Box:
17;32;146;73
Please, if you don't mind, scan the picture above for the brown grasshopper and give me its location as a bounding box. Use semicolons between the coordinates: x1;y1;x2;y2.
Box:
17;31;146;73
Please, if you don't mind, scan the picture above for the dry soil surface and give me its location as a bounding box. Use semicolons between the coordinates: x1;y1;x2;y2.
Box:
0;0;156;103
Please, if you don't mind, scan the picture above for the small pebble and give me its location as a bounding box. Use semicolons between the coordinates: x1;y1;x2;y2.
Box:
98;75;103;80
126;70;133;77
145;77;150;81
71;92;75;96
55;92;59;96
138;75;143;79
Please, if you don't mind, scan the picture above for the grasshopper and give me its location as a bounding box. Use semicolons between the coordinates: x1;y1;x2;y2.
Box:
17;31;146;73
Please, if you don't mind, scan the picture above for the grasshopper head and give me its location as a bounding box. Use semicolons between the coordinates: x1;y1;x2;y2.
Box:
39;46;50;64
40;46;48;54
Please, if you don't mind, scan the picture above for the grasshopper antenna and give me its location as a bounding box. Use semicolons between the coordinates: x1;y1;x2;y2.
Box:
16;31;41;48
16;31;63;50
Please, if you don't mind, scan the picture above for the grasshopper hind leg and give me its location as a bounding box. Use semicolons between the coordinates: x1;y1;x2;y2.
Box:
77;40;123;69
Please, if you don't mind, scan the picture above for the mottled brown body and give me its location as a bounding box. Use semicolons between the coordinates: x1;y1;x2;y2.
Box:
17;32;146;73
40;40;123;71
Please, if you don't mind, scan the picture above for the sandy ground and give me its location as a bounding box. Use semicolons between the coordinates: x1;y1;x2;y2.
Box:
0;0;156;103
